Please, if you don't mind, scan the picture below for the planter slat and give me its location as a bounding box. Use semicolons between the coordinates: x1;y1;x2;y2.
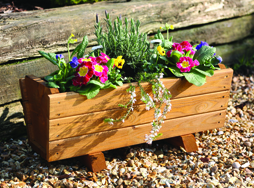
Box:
48;110;226;161
49;68;233;119
49;90;229;141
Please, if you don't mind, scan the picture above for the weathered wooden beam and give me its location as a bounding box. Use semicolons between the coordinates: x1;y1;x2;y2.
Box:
1;0;254;63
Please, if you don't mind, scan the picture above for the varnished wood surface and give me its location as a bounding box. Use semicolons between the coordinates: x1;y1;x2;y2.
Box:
48;68;233;119
49;90;230;141
48;110;226;161
167;134;198;153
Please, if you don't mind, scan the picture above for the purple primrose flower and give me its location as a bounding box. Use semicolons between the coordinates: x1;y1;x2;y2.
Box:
216;56;223;63
56;54;64;59
196;41;209;51
70;57;79;68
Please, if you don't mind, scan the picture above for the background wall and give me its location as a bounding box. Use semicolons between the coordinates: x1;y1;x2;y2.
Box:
1;0;254;140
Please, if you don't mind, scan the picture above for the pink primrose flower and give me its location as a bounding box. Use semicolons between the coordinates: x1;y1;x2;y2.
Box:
166;43;184;57
72;61;94;86
180;41;192;51
193;59;200;66
99;68;109;83
96;53;110;64
93;63;105;77
176;57;195;73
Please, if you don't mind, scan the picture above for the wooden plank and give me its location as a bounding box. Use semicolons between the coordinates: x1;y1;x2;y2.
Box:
25;75;59;159
79;152;107;172
48;110;226;161
49;90;229;141
49;68;233;119
19;78;33;143
167;134;198;153
1;0;254;64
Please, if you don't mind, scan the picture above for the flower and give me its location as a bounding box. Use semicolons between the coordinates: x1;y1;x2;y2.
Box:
170;25;174;30
157;46;165;56
114;56;125;69
96;53;110;64
56;54;64;59
196;41;209;50
93;63;105;77
176;57;195;72
216;56;223;63
166;43;184;57
72;61;94;86
70;57;79;68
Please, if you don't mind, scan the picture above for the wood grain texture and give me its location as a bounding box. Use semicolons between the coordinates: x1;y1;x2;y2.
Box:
167;134;198;153
19;78;33;143
25;75;59;159
1;0;254;63
79;152;107;172
49;90;229;141
48;110;226;161
49;68;233;119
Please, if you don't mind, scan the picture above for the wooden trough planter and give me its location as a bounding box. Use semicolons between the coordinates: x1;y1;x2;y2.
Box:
19;64;233;172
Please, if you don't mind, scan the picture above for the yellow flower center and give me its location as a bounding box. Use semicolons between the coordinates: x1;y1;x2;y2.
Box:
170;25;174;30
78;66;88;77
94;64;104;72
182;61;189;68
82;58;91;62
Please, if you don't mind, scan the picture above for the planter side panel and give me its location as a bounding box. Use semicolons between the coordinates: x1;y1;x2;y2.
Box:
49;68;233;119
49;90;230;141
48;110;226;161
24;75;59;159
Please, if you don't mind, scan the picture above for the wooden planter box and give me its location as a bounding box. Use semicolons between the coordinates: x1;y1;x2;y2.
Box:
19;65;233;164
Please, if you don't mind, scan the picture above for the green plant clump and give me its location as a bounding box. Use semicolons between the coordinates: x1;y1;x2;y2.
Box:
51;0;103;6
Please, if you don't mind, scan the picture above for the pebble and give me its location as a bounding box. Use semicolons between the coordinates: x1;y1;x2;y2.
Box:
232;162;241;169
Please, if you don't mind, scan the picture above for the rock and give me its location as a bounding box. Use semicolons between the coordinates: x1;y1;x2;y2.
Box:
210;165;218;173
244;142;252;147
232;162;241;169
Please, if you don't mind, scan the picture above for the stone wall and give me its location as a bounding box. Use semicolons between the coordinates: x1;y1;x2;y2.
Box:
1;0;254;140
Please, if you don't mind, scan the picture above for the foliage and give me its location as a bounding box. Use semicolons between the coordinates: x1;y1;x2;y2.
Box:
232;53;254;75
50;0;104;6
94;12;151;78
143;27;222;86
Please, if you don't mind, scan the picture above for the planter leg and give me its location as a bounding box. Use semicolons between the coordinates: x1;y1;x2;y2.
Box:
79;152;107;172
167;134;198;152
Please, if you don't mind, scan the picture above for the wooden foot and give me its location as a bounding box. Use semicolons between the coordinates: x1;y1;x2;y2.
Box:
167;134;198;152
79;152;107;172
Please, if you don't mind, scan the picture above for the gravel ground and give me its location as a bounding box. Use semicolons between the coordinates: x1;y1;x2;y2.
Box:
0;75;254;188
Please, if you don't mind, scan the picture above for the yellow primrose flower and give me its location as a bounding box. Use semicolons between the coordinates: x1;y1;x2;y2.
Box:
71;33;75;37
157;46;165;56
160;27;163;30
170;25;174;30
114;56;125;69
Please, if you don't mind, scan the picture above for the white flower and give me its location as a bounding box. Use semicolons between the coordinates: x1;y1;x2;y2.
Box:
150;39;162;44
91;45;103;51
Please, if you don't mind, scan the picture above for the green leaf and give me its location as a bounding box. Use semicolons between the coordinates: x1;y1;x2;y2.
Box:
71;36;89;59
168;67;184;77
115;80;123;86
106;58;115;73
44;75;54;82
183;70;206;86
193;46;216;64
88;80;104;88
47;82;60;88
66;75;75;81
162;40;173;49
193;66;214;77
160;56;169;62
39;51;58;66
78;84;101;99
169;50;183;63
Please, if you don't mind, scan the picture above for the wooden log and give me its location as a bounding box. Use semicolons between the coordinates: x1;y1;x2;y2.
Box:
1;0;254;64
48;110;226;161
0;59;58;105
79;152;107;172
49;90;229;141
48;68;233;119
167;134;198;153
